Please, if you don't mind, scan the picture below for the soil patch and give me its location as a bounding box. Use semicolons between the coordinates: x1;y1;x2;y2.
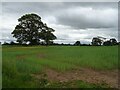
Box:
37;53;46;58
16;55;26;60
43;68;118;88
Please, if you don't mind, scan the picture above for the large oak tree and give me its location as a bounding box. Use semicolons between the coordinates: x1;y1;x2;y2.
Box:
12;13;56;45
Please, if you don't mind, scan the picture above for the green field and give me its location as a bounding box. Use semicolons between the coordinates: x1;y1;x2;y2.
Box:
2;46;118;88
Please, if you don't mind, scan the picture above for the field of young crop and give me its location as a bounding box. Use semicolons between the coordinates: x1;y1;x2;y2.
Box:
2;46;118;88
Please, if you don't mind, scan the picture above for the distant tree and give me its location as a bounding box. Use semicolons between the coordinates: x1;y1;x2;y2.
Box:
118;42;120;45
81;44;91;46
103;38;118;46
110;38;117;45
91;37;102;46
74;41;81;46
103;40;111;46
10;41;16;45
61;43;64;46
12;13;56;45
3;42;9;45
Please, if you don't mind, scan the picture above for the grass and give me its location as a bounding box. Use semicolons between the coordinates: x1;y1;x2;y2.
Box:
2;45;118;88
46;80;109;88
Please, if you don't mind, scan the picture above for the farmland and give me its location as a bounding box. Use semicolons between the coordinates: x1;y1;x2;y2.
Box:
2;46;118;88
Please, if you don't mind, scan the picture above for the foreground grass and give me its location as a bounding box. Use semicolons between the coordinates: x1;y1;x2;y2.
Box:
2;45;118;88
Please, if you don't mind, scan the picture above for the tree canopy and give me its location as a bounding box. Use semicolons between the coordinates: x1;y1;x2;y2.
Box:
12;13;56;45
74;41;81;46
103;38;118;46
91;37;102;46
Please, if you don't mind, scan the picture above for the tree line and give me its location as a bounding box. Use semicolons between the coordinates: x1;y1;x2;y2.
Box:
2;39;119;46
1;13;119;46
91;36;118;46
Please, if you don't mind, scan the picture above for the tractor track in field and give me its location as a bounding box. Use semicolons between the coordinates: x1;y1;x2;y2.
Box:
37;53;46;58
32;67;118;88
16;54;27;59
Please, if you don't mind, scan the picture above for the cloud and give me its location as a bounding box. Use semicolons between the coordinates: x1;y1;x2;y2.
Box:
56;7;118;29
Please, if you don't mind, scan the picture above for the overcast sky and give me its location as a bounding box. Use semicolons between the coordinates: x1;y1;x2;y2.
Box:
0;2;118;44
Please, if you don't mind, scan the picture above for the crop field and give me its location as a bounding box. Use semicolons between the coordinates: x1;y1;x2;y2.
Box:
2;46;118;88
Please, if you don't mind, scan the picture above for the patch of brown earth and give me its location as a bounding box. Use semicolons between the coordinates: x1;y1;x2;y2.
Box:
16;55;26;60
31;72;47;80
44;68;118;88
37;53;46;58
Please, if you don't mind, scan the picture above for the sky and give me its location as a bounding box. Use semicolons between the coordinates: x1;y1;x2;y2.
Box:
0;2;118;44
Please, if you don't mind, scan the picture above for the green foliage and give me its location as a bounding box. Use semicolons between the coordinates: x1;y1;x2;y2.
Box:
74;41;81;46
11;13;56;45
103;38;118;46
92;37;102;46
39;27;57;45
46;80;108;88
110;38;117;45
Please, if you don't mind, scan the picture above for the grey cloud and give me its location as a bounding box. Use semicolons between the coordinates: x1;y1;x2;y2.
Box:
56;6;117;29
2;2;117;16
56;34;70;40
2;2;65;16
66;2;118;9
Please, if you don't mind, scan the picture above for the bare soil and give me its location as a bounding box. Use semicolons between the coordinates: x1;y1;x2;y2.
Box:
16;55;27;60
33;67;118;88
37;53;46;58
